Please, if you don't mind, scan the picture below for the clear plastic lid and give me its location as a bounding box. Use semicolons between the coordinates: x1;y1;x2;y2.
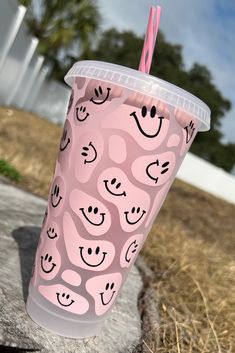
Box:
65;60;211;131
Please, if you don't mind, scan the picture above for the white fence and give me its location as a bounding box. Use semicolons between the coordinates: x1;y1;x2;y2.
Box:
177;152;235;204
0;0;234;204
0;0;70;124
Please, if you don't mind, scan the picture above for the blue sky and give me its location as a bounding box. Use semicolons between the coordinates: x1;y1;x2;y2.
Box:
98;0;235;143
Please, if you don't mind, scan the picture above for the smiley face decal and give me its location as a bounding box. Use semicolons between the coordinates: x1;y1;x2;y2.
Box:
125;241;138;262
60;128;70;152
184;120;195;143
131;152;176;187
81;141;97;164
39;284;89;314
63;212;115;271
103;178;127;197
79;206;105;227
75;104;90;122
101;102;170;151
120;234;144;268
146;159;170;184
75;131;104;183
38;244;61;280
47;227;57;239
130;105;164;138
40;252;56;273
124;206;146;225
70;190;111;236
56;291;73;307
46;221;59;240
174;109;199;156
51;184;62;207
90;86;111;105
86;273;122;316
56;292;74;307
100;282;115;305
98;169;128;202
79;246;107;268
49;176;65;216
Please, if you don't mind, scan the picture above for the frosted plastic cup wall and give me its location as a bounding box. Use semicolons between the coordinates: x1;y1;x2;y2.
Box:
26;61;211;338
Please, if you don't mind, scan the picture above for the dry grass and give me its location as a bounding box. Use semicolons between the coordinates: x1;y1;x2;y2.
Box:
0;107;234;353
142;182;235;352
0;107;62;197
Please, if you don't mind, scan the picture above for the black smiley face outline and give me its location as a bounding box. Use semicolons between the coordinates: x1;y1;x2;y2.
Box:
79;206;106;226
60;128;71;151
90;86;111;105
46;227;58;239
51;184;63;208
100;282;116;306
130;105;165;138
56;292;75;307
124;207;146;225
184;120;195;143
76;105;90;122
40;253;56;273
79;246;107;267
81;141;97;164
103;178;127;197
125;240;139;263
146;159;170;184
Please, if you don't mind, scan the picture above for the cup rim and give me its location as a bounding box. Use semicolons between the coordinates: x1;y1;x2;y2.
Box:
64;60;211;131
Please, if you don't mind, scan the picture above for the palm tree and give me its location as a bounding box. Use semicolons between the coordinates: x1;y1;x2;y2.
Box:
19;0;101;80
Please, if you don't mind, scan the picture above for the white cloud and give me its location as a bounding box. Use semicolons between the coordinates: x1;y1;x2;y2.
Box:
98;0;235;143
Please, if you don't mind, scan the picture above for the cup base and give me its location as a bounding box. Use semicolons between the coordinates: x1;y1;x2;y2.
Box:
26;293;103;339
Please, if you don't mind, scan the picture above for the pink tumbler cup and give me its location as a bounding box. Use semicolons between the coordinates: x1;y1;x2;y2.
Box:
26;61;210;338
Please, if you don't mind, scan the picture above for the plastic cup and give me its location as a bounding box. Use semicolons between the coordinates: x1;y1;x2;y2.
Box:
26;60;210;338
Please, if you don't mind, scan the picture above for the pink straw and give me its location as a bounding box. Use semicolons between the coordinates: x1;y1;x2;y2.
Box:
138;5;161;74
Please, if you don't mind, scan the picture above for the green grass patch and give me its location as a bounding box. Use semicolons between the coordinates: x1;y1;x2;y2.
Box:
0;159;23;182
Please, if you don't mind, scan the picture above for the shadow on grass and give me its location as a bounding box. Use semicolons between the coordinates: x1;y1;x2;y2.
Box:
12;226;40;303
